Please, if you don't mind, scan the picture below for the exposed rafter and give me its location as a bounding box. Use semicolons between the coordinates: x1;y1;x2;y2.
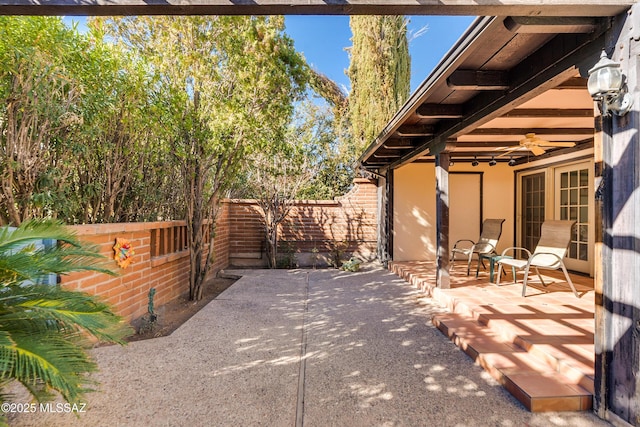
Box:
386;30;606;168
395;125;435;137
415;104;464;118
504;16;600;33
446;70;510;90
383;141;414;150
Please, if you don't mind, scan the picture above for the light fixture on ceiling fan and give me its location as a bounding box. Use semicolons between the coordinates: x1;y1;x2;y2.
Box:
498;133;576;157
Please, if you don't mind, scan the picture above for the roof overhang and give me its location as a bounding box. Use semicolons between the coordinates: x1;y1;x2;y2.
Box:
359;14;615;170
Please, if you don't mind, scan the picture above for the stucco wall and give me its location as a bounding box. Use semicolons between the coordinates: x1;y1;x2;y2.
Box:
394;163;437;261
393;162;514;261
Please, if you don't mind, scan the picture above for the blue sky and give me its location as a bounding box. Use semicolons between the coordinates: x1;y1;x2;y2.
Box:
284;15;475;93
65;15;475;95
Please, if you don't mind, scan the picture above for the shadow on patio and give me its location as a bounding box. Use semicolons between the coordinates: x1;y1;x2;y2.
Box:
389;260;595;412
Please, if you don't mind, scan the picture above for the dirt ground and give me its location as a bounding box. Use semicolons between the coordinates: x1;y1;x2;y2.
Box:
126;276;237;342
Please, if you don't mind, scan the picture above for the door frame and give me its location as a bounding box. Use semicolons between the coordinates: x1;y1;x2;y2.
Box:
552;160;594;275
516;159;594;276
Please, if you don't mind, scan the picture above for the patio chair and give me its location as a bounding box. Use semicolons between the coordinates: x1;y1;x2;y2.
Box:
496;220;579;297
450;218;505;276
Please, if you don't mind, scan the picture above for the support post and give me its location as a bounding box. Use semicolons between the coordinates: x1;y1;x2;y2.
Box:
596;5;640;425
435;152;450;289
376;168;393;265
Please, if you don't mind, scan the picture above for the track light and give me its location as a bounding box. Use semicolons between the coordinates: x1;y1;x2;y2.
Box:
471;157;479;167
508;157;516;167
489;157;497;166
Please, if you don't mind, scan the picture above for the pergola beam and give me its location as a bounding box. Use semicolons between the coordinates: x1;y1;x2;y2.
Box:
0;0;633;16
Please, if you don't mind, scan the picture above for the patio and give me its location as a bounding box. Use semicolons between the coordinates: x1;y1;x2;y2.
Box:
8;267;607;426
390;260;596;412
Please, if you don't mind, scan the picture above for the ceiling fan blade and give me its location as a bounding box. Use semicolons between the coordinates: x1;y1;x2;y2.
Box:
496;147;522;158
535;141;576;148
529;145;547;156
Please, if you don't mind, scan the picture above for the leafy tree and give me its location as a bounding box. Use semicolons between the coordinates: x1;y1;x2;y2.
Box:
0;220;130;423
100;16;307;300
246;104;321;268
66;27;176;224
293;101;353;200
0;17;87;226
347;16;411;152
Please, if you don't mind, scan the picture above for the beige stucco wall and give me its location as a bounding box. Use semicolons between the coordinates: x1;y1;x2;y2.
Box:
394;163;437;261
393;161;515;261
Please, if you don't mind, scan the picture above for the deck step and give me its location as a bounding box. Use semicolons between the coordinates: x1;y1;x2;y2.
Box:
433;312;592;412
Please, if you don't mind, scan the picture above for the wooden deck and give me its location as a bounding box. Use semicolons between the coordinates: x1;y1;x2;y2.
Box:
389;260;595;412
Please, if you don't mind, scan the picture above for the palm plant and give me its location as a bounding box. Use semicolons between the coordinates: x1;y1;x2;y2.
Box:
0;220;130;415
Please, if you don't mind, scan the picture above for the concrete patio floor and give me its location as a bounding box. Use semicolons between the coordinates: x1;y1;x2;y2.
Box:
10;266;609;426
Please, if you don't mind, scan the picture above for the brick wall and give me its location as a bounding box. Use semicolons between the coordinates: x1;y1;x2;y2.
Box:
224;178;379;267
59;178;377;323
62;220;230;323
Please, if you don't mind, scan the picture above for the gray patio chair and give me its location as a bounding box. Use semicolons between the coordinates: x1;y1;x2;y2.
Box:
496;220;579;297
450;218;505;276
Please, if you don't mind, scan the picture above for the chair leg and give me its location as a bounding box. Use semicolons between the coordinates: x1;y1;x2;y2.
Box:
535;267;545;286
560;262;580;298
466;252;473;276
522;265;531;297
496;263;503;285
450;251;455;272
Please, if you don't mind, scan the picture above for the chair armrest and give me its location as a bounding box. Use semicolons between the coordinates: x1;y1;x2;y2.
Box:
500;246;532;258
452;239;475;249
527;252;563;268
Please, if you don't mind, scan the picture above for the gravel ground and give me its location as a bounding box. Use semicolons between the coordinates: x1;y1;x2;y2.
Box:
8;265;610;427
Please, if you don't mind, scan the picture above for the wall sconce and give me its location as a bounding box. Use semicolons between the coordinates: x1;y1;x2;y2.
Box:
471;157;479;167
587;50;633;116
488;157;497;166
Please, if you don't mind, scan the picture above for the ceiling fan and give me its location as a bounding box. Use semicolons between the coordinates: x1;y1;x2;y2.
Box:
498;133;576;157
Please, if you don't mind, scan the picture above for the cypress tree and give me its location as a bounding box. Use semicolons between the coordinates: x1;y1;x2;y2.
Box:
348;15;410;152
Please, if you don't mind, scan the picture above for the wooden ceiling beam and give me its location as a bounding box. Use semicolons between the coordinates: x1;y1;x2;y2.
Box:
468;127;594;135
504;16;600;34
388;29;606;169
554;77;588;89
454;141;520;148
501;108;593;118
447;70;510;90
415;104;464;118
